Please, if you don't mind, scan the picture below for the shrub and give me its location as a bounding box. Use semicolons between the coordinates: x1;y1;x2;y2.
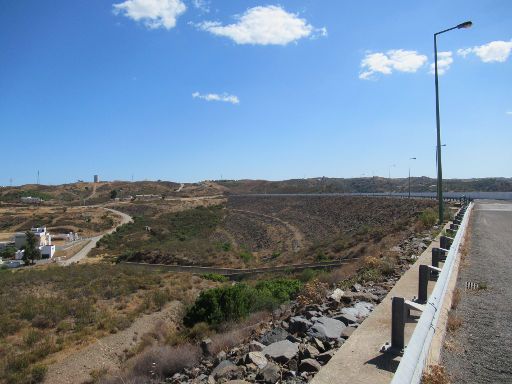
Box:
420;208;437;228
30;364;47;383
201;273;228;282
131;344;201;379
184;279;301;327
298;268;317;282
239;250;253;263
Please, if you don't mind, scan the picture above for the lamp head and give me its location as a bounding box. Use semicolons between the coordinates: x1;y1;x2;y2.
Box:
457;21;473;29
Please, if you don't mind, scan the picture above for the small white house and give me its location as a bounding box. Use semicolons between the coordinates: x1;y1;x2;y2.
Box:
41;245;55;259
15;227;51;249
21;196;42;204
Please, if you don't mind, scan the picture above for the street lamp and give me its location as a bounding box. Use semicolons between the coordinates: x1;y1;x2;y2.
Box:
434;21;472;224
409;157;416;199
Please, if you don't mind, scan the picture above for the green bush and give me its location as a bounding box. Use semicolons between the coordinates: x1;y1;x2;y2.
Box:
184;279;301;327
420;208;437;228
239;250;253;263
201;273;228;282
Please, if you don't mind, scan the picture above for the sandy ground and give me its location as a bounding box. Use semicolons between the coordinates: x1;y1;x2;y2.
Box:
441;200;512;383
44;301;184;384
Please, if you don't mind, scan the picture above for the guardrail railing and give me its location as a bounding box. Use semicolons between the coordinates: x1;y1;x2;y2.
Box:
387;202;473;384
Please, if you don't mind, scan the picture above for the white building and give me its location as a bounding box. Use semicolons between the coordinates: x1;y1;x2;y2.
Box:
41;245;55;259
20;196;42;204
14;227;51;249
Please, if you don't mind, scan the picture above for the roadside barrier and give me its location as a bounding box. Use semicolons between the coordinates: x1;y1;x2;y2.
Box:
382;202;472;384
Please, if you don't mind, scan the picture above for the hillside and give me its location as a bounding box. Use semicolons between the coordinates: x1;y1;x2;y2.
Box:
1;177;510;206
217;176;512;194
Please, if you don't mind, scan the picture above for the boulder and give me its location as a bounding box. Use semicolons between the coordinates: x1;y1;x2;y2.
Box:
299;358;322;373
304;310;322;319
226;381;251;384
312;337;325;352
288;316;312;334
249;340;265;352
340;301;374;320
211;360;240;380
216;351;227;363
329;288;345;302
244;352;268;369
307;317;346;341
260;327;290;346
351;283;362;292
340;326;357;339
262;340;299;363
256;362;281;384
315;350;335;364
299;344;319;359
333;312;358;326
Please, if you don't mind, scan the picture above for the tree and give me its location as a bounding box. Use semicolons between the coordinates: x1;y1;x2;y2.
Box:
23;231;41;265
110;190;118;199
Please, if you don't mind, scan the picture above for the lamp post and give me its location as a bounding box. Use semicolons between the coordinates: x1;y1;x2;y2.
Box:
434;21;472;224
408;157;416;199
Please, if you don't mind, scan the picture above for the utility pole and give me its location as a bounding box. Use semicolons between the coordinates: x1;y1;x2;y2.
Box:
434;20;472;223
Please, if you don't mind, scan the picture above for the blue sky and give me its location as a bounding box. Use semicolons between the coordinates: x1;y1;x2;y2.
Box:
1;0;511;185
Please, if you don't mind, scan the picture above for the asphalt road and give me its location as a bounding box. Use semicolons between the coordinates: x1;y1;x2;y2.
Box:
59;208;132;266
442;200;512;383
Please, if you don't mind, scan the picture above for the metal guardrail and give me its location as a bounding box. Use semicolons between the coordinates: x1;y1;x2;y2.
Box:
390;202;473;384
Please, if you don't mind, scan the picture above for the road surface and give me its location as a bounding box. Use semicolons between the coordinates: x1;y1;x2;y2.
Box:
442;200;512;383
59;208;132;266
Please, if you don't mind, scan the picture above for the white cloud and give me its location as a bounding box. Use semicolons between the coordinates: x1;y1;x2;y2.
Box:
192;92;240;104
457;40;512;63
429;51;453;75
192;0;210;13
196;5;326;45
113;0;186;30
359;49;428;80
506;111;512;115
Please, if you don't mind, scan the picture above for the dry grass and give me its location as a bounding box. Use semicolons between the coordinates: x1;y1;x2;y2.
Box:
451;288;461;310
0;206;119;237
447;311;462;333
422;364;451;384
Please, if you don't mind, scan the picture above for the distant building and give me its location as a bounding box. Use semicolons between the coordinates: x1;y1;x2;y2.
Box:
41;245;55;259
20;196;42;204
14;227;51;249
94;175;99;183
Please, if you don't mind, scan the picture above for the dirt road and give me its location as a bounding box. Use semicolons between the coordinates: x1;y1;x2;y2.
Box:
59;208;132;266
442;200;512;383
44;301;183;384
231;208;305;252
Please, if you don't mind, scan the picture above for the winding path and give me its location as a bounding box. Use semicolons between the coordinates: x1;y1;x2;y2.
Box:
230;208;305;252
59;208;132;266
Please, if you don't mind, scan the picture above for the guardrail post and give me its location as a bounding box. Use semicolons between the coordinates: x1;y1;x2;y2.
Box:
440;236;453;250
381;296;406;354
417;265;429;304
450;223;459;231
391;297;406;352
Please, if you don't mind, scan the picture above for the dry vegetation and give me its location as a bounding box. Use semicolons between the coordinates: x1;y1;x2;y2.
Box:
96;195;436;269
422;364;451;384
0;206;120;238
0;264;209;384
